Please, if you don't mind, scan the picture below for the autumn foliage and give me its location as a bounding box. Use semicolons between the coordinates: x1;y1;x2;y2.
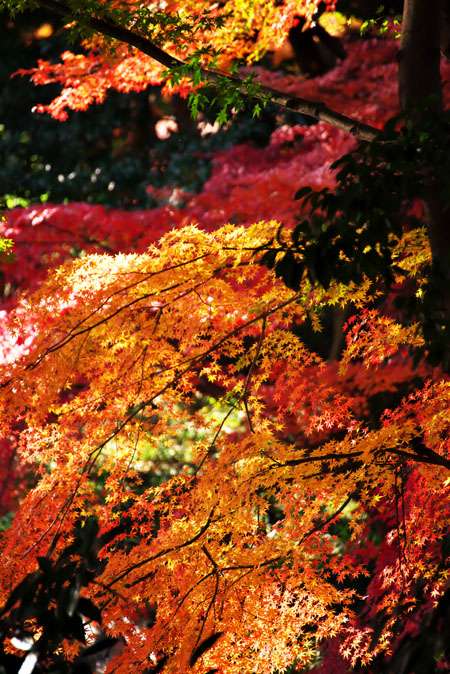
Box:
0;2;450;673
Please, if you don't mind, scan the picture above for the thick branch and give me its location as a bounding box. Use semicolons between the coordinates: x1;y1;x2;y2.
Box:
38;0;379;142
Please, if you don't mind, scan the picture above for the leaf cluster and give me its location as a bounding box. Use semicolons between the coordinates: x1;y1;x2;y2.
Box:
164;58;269;127
0;218;448;672
0;236;14;263
0;10;283;208
126;5;229;49
360;5;401;39
1;0;228;47
258;108;450;368
0;518;104;673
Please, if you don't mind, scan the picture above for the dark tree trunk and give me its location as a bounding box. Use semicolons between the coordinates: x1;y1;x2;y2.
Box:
398;0;442;111
398;0;450;269
440;0;450;58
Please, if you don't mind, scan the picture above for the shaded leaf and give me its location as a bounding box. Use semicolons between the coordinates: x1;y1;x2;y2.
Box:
189;632;224;667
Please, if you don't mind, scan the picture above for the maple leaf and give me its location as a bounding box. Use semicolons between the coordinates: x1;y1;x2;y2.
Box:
1;2;450;672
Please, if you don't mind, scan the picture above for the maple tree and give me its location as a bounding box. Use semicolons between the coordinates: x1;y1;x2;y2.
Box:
0;0;450;672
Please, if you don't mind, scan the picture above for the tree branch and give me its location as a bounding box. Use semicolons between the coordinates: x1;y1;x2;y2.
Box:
37;0;379;142
111;507;217;587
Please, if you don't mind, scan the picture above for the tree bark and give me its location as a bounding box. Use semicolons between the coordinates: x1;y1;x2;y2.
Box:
441;0;450;58
398;0;450;268
398;0;442;111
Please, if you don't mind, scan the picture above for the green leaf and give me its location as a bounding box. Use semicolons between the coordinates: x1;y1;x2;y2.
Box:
291;220;310;246
66;613;86;644
294;186;312;201
259;249;277;270
37;557;53;576
275;250;301;290
1;572;40;617
77;597;102;625
216;108;228;127
252;103;261;118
